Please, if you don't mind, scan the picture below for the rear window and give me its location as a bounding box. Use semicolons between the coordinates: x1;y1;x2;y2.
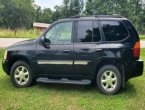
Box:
100;21;128;41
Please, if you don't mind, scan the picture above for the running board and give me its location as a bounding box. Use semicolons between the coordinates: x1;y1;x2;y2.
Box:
36;78;92;85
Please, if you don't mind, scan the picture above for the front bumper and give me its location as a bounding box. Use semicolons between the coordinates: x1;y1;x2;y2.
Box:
2;60;10;75
126;59;144;80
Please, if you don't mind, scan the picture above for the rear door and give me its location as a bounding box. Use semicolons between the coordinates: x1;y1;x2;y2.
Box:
73;20;102;78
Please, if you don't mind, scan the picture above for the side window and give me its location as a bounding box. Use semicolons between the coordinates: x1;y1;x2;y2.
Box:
77;21;93;42
100;21;128;41
45;22;72;44
93;21;101;42
77;21;101;43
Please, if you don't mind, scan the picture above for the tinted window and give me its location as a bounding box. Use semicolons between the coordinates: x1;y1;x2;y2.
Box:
45;22;72;44
77;21;93;42
123;20;139;38
77;21;101;42
101;21;128;41
93;21;101;42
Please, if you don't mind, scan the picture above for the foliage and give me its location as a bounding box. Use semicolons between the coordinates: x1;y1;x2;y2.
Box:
140;35;145;40
0;0;145;34
85;0;145;34
35;6;53;23
0;0;84;29
0;0;35;30
52;0;84;20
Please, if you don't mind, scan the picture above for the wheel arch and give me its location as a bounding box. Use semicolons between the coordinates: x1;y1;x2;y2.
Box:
95;58;125;87
7;55;30;75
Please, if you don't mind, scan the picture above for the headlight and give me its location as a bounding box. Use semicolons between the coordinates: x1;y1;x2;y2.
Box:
4;50;7;60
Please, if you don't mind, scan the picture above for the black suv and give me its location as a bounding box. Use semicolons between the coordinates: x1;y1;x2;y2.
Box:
2;15;144;94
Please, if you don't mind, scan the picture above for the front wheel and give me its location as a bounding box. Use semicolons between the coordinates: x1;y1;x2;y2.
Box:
97;65;122;95
10;61;34;88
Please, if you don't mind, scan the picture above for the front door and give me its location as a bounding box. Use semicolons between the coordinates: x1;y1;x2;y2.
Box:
36;21;74;77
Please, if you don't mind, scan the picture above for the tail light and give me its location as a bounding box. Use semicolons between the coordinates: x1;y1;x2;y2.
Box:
133;41;140;60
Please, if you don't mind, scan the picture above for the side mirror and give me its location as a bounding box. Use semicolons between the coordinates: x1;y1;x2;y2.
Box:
40;36;51;49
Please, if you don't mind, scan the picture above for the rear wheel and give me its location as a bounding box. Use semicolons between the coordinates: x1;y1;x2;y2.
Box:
10;61;34;88
97;65;121;95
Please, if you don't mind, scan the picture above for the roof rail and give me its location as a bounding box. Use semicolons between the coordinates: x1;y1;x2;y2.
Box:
70;15;81;18
69;15;122;19
95;15;122;18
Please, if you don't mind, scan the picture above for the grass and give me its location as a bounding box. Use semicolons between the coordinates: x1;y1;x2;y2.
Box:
0;28;41;38
140;35;145;40
0;49;145;110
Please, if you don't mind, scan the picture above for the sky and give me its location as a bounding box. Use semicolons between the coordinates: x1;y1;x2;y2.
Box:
35;0;63;10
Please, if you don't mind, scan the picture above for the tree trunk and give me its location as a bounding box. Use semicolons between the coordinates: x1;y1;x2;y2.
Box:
14;29;17;36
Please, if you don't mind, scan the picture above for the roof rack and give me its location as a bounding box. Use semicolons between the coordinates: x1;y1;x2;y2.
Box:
70;15;83;18
70;14;122;19
95;15;122;18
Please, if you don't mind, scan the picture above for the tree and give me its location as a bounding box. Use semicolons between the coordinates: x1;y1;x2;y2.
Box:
63;0;71;17
53;0;84;19
0;0;4;25
0;0;144;34
69;0;84;16
35;6;43;23
53;5;64;21
1;0;35;30
85;0;145;33
41;8;53;23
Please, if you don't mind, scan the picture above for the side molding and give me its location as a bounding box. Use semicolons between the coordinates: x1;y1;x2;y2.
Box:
37;60;90;65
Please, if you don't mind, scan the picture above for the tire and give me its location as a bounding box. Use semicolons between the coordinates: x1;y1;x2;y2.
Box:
96;65;121;95
10;61;34;88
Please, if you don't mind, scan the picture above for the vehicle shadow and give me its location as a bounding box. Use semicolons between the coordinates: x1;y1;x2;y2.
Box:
36;81;137;98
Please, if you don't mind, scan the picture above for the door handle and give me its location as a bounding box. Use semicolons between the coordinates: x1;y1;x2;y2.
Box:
64;49;70;53
96;49;102;52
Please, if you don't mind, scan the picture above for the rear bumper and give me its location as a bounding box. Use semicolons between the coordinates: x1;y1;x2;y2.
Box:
126;59;144;80
2;60;10;75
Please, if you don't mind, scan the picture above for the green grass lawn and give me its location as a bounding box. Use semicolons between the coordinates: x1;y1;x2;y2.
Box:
0;28;41;38
140;35;145;40
0;49;145;110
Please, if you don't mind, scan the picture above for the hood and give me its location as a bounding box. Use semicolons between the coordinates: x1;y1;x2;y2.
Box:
7;39;37;49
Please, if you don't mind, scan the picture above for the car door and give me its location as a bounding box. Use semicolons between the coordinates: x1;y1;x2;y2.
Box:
73;20;102;78
36;21;74;77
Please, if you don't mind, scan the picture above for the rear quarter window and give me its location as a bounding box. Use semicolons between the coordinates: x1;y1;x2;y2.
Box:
122;20;139;39
100;20;128;41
